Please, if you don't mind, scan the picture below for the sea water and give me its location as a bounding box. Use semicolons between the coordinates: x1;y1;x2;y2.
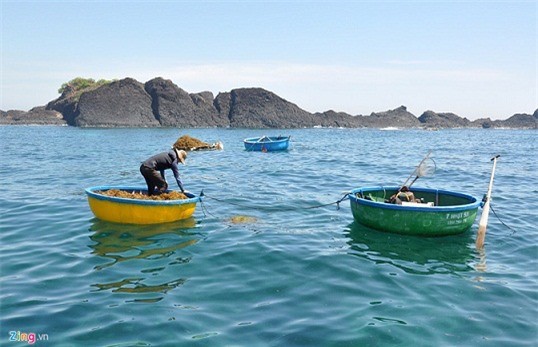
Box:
1;126;536;346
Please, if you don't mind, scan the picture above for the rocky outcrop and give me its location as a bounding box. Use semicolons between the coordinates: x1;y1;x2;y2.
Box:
45;85;79;125
418;110;471;128
471;118;495;128
223;88;318;128
214;92;232;124
468;110;537;129
313;110;362;128
144;77;227;127
361;106;420;128
75;78;158;127
0;106;66;125
3;77;537;129
495;112;537;129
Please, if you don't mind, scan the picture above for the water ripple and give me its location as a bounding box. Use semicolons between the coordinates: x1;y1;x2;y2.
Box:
1;126;536;346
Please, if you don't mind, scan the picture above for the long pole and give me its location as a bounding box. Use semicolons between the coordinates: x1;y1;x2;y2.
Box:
476;155;500;249
401;150;432;188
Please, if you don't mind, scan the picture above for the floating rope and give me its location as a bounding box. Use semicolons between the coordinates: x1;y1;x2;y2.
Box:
199;191;517;237
490;203;517;235
199;197;216;219
480;193;516;235
200;191;350;213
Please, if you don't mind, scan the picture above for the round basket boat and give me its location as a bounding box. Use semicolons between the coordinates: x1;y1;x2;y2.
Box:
243;136;290;152
85;186;201;225
349;186;481;236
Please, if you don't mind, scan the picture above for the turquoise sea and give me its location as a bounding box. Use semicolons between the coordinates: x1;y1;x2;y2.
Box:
1;126;537;346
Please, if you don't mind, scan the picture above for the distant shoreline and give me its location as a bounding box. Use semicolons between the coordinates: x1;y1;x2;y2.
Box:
1;77;536;129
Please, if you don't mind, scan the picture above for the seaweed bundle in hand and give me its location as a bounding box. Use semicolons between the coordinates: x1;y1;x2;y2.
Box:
98;189;188;200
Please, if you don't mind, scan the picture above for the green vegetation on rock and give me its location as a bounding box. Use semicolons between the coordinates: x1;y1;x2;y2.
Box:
58;77;115;101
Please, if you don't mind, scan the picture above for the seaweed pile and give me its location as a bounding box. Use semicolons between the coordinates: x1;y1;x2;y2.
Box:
98;189;188;200
173;135;223;151
173;135;210;151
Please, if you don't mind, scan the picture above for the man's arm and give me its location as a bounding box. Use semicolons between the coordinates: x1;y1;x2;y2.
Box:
170;163;184;192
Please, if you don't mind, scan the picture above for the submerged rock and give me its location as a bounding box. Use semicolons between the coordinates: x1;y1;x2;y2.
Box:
229;215;258;224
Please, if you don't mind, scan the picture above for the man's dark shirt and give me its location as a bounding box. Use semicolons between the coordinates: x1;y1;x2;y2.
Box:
142;150;184;191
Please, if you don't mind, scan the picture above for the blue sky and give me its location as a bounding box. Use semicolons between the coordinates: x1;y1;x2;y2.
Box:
1;1;536;120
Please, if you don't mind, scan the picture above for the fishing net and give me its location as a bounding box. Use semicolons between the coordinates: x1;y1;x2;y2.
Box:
401;153;437;188
414;157;436;178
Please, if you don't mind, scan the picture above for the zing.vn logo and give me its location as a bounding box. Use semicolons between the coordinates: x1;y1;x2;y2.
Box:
9;331;49;345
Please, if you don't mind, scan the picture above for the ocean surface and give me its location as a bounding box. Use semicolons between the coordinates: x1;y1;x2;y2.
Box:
1;126;537;346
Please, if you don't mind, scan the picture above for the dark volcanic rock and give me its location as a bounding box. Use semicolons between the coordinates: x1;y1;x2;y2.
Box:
471;118;494;128
144;77;227;127
190;91;228;126
225;88;318;128
497;112;537;129
471;110;538;129
46;85;79;125
0;106;66;125
361;106;420;128
214;92;232;122
76;78;158;127
418;110;471;128
313;110;362;128
7;76;537;129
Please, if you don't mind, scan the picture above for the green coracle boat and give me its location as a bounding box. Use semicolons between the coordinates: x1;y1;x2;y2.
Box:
349;186;481;236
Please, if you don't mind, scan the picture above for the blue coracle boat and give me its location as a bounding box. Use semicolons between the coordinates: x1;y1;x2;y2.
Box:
243;135;291;152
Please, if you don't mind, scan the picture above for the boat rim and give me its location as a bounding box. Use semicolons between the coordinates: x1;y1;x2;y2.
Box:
349;185;481;212
85;185;200;206
243;136;290;144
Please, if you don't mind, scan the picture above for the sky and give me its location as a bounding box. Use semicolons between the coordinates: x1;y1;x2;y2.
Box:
1;1;536;120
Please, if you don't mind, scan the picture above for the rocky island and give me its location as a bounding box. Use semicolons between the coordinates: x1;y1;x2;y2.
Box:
1;77;536;129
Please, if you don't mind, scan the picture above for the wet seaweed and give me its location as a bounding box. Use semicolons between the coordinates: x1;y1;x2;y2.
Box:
97;189;188;200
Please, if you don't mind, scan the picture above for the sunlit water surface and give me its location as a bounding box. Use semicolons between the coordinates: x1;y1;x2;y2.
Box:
1;126;536;346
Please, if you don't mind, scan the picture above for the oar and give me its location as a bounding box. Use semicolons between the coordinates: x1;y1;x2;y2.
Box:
476;154;500;249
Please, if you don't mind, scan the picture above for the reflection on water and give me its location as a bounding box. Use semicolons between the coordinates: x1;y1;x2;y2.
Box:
475;248;487;272
93;277;187;294
345;222;475;275
473;248;488;284
88;218;199;297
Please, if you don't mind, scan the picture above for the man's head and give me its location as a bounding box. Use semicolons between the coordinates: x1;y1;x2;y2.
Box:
174;148;187;165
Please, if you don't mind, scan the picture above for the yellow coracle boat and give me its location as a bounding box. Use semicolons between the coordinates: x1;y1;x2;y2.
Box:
85;186;201;224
